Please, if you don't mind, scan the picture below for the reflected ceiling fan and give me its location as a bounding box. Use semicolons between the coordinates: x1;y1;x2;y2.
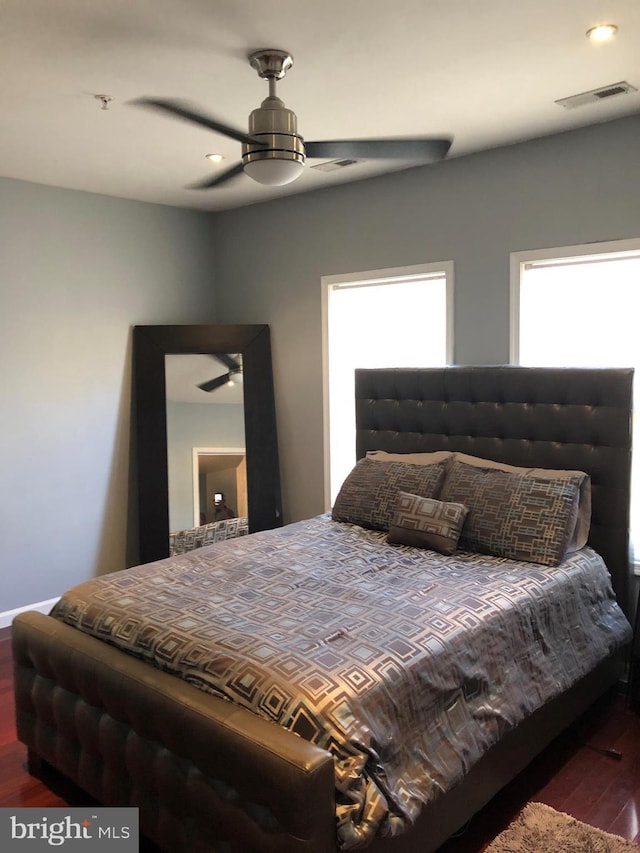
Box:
133;48;453;190
197;353;242;393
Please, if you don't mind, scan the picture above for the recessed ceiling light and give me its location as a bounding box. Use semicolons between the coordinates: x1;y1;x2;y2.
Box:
206;153;224;163
586;23;618;42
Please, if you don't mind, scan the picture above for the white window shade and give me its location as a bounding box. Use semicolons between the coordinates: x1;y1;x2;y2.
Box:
513;241;640;572
324;264;453;506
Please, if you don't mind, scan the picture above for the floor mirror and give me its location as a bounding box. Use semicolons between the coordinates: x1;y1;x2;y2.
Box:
134;324;282;563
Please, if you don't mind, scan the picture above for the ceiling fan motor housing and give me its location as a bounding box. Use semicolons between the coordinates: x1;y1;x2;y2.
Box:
242;95;306;184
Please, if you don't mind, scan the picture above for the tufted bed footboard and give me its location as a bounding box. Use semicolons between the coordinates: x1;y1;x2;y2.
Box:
12;611;337;853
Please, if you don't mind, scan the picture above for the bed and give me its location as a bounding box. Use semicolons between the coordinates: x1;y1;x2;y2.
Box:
12;366;634;853
169;517;249;556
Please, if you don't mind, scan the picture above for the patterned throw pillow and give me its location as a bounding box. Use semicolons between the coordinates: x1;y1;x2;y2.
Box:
439;461;582;566
332;458;447;531
451;452;590;551
387;492;469;555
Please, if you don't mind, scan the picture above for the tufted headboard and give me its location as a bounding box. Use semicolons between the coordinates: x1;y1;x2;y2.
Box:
355;366;633;618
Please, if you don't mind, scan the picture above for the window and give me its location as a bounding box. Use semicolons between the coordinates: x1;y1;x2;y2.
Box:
511;238;640;567
322;262;453;507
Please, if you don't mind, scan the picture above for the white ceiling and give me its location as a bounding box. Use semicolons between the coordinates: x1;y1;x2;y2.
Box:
2;0;639;212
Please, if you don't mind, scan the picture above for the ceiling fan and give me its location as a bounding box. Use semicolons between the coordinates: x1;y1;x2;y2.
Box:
133;49;453;190
197;353;242;393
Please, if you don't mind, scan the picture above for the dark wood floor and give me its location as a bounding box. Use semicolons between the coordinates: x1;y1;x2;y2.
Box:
2;625;639;851
439;684;640;851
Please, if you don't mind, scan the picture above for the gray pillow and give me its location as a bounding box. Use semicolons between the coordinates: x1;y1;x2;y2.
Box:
439;460;582;565
366;449;453;466
452;452;590;551
387;492;468;555
332;458;447;531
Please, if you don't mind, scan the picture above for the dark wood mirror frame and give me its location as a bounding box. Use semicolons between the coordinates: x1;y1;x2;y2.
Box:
134;324;282;563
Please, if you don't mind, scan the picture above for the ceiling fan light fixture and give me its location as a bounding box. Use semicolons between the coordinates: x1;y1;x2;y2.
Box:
241;90;306;185
586;23;618;42
243;156;305;186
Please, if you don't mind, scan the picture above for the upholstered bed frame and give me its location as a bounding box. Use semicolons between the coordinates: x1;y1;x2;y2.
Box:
13;367;633;853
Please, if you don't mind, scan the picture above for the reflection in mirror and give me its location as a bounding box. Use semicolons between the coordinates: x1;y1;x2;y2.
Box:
194;449;247;526
164;354;247;532
134;325;282;564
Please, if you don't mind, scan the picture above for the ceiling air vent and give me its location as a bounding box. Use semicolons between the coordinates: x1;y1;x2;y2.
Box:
555;81;637;109
311;159;360;172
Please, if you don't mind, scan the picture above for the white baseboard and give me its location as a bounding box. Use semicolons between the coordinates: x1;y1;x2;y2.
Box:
1;597;60;629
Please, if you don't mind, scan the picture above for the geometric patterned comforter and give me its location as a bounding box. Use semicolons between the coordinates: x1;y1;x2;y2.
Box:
51;514;632;849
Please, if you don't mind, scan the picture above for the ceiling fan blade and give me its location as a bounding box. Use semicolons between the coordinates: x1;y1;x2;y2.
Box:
198;373;231;393
189;162;245;189
133;97;263;146
304;137;452;161
211;353;241;372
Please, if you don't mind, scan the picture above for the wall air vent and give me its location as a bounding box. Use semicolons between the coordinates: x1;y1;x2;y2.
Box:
555;81;637;109
311;159;360;172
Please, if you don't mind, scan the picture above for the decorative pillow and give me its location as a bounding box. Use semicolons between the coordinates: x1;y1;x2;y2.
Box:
366;449;453;466
452;452;591;551
387;492;468;555
332;458;447;531
439;461;583;566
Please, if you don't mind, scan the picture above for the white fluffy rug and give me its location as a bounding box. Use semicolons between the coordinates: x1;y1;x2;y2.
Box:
485;802;639;852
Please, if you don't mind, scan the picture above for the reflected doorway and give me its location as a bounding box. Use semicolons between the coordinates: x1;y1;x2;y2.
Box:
193;448;247;528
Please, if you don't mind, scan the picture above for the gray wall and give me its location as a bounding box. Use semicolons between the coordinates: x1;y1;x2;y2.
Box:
166;401;245;531
0;178;216;613
211;115;640;523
